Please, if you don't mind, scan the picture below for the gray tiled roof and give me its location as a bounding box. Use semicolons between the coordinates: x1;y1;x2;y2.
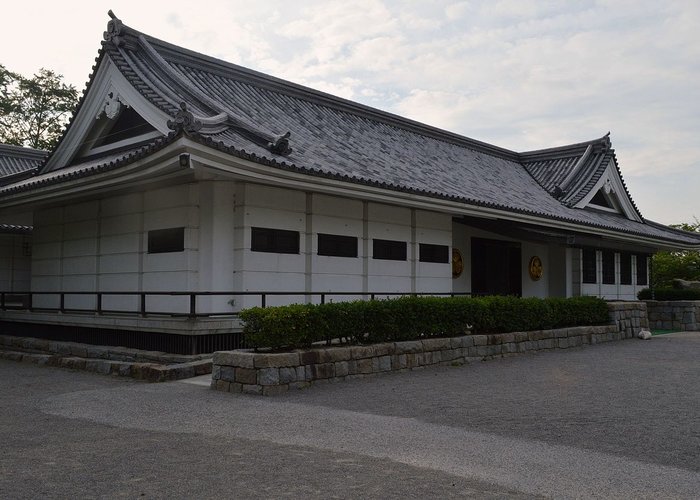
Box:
0;143;46;180
19;15;700;248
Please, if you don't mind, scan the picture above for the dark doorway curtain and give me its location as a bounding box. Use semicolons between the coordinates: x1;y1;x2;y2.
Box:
471;237;522;296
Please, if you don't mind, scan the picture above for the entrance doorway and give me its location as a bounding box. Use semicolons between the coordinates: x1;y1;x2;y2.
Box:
471;237;522;296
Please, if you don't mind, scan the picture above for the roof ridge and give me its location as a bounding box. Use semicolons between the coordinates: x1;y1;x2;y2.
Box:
519;132;611;161
0;144;48;158
109;15;521;162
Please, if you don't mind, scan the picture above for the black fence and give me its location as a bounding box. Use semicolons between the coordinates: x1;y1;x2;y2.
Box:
0;290;474;318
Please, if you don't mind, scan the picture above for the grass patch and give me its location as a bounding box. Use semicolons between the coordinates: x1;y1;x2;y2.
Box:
651;329;680;336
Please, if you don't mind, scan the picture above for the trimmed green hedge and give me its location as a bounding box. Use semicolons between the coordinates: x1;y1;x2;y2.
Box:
239;295;610;350
638;288;700;300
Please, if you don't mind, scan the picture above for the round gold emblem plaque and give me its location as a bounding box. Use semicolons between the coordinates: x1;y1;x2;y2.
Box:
452;248;464;278
528;256;543;281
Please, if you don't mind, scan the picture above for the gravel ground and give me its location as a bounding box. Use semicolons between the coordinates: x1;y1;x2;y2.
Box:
1;332;698;499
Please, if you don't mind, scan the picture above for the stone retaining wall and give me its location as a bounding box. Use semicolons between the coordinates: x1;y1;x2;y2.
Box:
212;302;645;396
645;300;700;331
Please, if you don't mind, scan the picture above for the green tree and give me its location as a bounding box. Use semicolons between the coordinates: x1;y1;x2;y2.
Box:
0;64;78;150
651;218;700;287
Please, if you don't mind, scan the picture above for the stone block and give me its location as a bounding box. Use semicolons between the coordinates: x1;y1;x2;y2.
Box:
279;367;297;384
318;346;352;363
422;338;451;351
373;343;395;357
220;366;236;382
214;379;231;392
513;332;529;343
241;384;262;395
295;365;308;381
69;345;88;358
528;330;548;341
311;363;335;379
394;340;423;354
194;361;212;376
377;356;392;372
213;351;254;368
461;336;475;347
554;329;568;339
500;333;515;344
487;334;502;345
356;358;374;374
254;352;300;368
440;349;461;362
556;338;570;349
472;335;487;346
501;343;517;354
299;350;320;365
540;339;555;350
257;367;280;386
351;345;374;359
405;353;417;368
235;367;257;385
334;361;349;378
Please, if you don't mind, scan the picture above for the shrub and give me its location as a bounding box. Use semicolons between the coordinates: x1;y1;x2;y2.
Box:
240;295;610;350
638;288;700;300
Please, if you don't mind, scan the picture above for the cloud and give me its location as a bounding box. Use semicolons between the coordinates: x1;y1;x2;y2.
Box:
1;0;698;224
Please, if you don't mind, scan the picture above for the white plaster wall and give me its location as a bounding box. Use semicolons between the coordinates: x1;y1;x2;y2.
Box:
30;184;201;313
310;194;364;303
234;183;306;308
367;202;412;297
0;234;31;292
415;210;452;293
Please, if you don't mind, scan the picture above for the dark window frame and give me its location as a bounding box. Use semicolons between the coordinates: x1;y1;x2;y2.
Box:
317;233;358;258
636;254;648;285
373;238;407;261
251;227;300;254
582;248;597;284
602;250;616;285
620;252;632;285
419;243;449;263
147;227;185;254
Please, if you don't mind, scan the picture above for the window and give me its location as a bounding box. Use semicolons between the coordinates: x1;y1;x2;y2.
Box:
602;250;615;284
636;254;648;285
373;239;406;261
251;227;300;254
419;243;449;263
582;248;597;284
148;227;184;254
620;253;632;285
318;233;357;258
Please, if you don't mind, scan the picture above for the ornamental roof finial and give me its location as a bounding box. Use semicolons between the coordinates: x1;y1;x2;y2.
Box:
104;10;125;47
167;102;203;135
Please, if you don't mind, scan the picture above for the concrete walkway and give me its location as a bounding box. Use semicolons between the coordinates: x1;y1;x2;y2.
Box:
1;332;698;498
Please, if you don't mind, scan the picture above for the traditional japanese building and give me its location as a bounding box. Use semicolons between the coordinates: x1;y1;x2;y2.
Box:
0;12;698;352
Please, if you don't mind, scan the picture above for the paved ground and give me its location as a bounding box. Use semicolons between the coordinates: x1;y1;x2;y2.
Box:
1;333;699;499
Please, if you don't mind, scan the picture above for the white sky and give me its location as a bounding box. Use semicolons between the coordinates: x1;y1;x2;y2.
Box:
1;0;699;225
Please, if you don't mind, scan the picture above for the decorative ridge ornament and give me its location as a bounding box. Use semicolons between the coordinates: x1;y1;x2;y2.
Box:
96;85;129;120
104;10;125;47
167;102;203;135
268;132;293;155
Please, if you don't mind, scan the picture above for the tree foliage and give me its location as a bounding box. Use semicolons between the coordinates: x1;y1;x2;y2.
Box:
651;218;700;287
0;64;78;150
